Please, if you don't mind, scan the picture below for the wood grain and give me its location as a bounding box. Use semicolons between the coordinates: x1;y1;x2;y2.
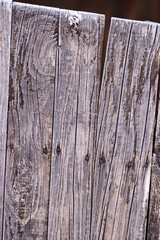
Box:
3;3;59;239
147;26;160;239
91;18;160;240
0;0;12;239
48;9;105;240
1;2;160;238
147;154;160;240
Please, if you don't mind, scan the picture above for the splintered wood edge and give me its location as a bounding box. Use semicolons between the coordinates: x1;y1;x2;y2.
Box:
14;1;105;19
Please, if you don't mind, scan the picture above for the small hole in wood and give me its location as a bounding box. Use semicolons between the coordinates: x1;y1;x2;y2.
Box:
144;161;149;168
43;146;48;155
85;153;89;161
99;154;106;165
56;144;61;156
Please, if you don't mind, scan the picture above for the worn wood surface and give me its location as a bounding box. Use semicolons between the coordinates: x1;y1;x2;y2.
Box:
3;3;59;239
0;0;12;239
147;154;160;240
91;18;160;240
48;9;105;240
1;2;160;239
147;30;160;239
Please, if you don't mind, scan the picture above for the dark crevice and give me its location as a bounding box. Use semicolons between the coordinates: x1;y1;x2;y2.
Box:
89;17;112;239
73;61;81;239
151;59;160;155
98;15;108;98
72;30;81;239
2;1;13;240
95;17;114;153
89;14;107;240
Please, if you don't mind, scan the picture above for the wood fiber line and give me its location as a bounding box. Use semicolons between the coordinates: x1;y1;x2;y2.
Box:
147;25;160;239
0;0;12;239
91;18;160;240
3;3;59;239
48;9;105;240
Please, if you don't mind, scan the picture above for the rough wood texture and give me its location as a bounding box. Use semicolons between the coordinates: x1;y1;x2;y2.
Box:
1;1;160;238
0;0;12;239
48;9;105;240
91;18;160;240
3;3;59;239
147;154;160;240
147;26;160;239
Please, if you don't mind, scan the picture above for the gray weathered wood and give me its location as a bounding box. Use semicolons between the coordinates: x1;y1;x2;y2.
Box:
147;30;160;239
1;1;160;238
0;0;12;239
147;154;160;240
48;9;105;240
3;3;59;239
91;18;160;240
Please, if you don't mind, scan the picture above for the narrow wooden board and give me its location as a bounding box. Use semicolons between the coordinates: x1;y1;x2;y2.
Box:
3;3;59;239
0;0;12;239
48;10;105;240
91;18;160;240
147;27;160;239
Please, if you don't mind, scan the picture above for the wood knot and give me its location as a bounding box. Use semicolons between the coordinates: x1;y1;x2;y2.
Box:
85;153;89;162
99;154;106;165
56;144;61;156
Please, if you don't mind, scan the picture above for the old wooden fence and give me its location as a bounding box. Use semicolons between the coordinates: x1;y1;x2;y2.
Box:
0;0;160;239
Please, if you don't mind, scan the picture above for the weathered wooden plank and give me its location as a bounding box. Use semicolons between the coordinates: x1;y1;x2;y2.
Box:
48;10;105;240
91;18;160;240
147;30;160;239
3;3;59;239
126;23;160;240
0;0;12;239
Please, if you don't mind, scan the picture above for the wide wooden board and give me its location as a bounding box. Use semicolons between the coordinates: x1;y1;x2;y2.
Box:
48;9;105;240
0;0;12;238
91;18;160;240
3;3;59;239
